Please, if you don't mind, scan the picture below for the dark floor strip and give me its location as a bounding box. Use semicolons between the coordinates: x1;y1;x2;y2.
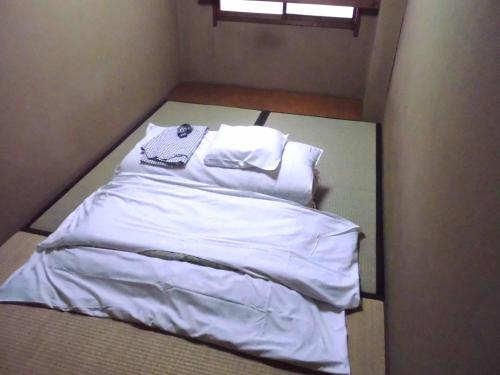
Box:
375;123;385;300
23;98;168;232
360;291;384;301
22;228;52;237
254;111;270;126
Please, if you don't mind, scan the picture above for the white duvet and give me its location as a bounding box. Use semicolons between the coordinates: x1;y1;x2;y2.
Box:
0;172;360;374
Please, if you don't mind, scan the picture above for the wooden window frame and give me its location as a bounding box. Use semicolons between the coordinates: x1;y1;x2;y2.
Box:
200;0;380;37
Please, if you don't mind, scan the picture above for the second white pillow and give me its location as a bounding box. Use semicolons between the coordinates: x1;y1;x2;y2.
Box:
204;124;288;171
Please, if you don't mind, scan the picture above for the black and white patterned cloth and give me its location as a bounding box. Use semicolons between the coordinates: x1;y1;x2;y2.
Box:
140;125;208;168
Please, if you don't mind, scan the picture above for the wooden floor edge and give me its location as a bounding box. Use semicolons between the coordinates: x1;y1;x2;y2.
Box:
169;82;363;121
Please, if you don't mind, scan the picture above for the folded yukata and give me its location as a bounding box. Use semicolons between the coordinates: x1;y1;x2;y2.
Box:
141;124;208;168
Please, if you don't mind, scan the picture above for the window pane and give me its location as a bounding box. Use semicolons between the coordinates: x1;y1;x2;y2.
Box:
220;0;283;15
286;3;354;18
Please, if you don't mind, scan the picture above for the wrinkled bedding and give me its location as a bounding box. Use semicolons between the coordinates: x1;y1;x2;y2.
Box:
0;172;359;374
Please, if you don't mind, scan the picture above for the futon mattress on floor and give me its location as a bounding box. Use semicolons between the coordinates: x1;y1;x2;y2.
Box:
0;172;359;374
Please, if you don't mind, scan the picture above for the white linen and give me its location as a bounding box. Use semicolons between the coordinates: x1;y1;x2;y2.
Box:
0;172;359;374
40;172;360;309
0;247;350;374
118;124;322;206
204;124;288;170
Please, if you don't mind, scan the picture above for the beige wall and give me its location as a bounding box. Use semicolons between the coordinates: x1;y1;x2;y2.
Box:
0;0;180;244
176;1;377;99
382;0;500;374
362;0;407;121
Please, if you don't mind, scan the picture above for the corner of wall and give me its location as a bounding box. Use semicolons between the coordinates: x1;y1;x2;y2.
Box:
362;0;408;123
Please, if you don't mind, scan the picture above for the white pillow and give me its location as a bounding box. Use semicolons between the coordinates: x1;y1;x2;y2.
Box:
203;124;288;171
117;124;322;206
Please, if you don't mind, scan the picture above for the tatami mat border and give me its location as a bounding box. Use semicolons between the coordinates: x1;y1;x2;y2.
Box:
22;100;383;301
23;99;169;232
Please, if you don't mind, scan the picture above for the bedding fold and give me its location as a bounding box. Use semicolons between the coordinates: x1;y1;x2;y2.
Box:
39;172;360;310
0;171;361;374
0;247;350;374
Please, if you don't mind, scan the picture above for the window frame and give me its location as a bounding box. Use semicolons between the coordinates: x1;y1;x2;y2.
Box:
203;0;380;37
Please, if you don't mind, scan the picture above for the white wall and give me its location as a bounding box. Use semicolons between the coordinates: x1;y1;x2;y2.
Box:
363;0;408;121
382;0;500;373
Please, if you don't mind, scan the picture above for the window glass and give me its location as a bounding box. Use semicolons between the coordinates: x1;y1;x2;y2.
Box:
286;3;354;18
220;0;283;15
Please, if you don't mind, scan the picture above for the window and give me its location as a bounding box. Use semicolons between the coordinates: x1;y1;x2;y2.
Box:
202;1;380;37
220;0;283;14
286;3;354;18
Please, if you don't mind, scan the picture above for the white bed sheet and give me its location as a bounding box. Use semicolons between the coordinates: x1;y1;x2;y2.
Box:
39;172;360;309
118;125;321;206
0;171;360;374
0;247;350;374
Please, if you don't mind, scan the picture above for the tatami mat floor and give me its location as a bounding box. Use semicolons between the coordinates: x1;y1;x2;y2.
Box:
1;84;384;374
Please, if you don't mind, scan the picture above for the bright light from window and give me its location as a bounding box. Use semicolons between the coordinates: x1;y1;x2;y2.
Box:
286;3;354;18
220;0;283;15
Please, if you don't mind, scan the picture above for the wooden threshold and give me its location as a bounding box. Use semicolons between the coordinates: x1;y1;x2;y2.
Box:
169;82;363;121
